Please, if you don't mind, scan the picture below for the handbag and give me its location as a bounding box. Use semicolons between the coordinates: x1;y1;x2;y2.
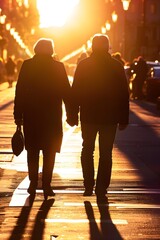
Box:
11;126;24;156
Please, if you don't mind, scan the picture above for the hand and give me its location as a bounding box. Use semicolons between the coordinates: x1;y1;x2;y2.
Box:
15;119;23;127
66;117;78;127
118;124;128;130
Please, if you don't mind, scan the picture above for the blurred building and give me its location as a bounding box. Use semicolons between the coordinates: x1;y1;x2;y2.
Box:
0;0;160;62
106;0;160;61
0;0;39;60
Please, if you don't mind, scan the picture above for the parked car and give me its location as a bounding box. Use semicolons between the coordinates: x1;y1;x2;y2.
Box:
145;66;160;101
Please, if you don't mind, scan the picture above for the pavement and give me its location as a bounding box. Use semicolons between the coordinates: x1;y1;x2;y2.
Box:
0;81;160;240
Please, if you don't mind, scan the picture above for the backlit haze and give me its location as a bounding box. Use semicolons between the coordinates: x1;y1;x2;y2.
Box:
37;0;80;28
36;0;107;61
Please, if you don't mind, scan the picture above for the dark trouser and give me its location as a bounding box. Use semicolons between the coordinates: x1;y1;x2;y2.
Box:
81;123;117;195
27;148;56;188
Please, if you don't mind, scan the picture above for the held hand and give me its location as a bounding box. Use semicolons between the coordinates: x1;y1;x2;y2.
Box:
66;117;78;127
118;124;128;131
15;119;23;127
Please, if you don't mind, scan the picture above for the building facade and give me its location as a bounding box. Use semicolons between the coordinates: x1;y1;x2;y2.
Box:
108;0;160;61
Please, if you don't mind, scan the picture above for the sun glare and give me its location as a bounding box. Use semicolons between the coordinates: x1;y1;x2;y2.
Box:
37;0;80;28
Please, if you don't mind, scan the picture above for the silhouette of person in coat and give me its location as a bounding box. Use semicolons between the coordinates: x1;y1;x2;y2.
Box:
14;38;72;199
70;34;129;203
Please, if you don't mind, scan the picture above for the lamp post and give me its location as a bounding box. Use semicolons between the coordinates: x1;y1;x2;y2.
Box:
121;0;131;59
112;11;118;52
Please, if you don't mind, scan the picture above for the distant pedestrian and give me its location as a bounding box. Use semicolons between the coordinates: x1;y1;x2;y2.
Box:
77;52;88;65
112;51;126;66
131;56;148;99
0;58;5;83
69;34;129;204
14;38;72;199
16;58;23;74
5;57;16;88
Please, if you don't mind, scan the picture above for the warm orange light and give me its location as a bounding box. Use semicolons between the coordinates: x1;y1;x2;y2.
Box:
101;27;106;34
121;0;131;11
105;21;111;31
37;0;80;28
112;11;118;23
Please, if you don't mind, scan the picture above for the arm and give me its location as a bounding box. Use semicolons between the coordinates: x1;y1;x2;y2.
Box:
14;61;26;126
68;63;84;126
59;63;78;126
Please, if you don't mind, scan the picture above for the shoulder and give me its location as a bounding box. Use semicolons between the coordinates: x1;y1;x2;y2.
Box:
76;56;91;69
53;59;64;67
110;57;126;75
21;58;33;66
111;56;124;68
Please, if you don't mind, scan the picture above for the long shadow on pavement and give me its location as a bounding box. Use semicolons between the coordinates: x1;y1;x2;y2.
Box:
84;200;123;240
8;197;54;240
134;100;160;116
115;100;160;187
30;198;55;240
8;195;35;240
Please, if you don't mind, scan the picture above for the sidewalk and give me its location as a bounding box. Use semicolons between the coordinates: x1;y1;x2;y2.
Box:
0;84;160;239
0;125;148;240
0;82;16;111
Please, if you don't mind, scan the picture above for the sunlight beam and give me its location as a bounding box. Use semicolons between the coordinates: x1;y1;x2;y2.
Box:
37;0;80;28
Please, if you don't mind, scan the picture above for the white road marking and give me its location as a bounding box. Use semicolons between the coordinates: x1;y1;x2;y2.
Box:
9;177;160;207
64;202;160;209
45;219;128;225
123;188;160;194
115;204;160;209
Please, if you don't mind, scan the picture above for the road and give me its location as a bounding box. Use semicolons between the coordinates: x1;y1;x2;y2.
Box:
0;82;160;240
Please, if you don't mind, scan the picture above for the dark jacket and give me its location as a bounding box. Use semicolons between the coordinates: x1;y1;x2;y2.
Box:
14;55;71;152
72;52;129;124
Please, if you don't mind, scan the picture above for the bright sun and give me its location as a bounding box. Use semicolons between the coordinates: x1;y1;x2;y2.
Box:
37;0;80;28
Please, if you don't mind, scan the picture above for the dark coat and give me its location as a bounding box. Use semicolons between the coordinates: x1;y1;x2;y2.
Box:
14;55;71;152
72;52;129;125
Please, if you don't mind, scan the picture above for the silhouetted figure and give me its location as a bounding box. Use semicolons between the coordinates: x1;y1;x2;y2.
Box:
14;38;71;199
70;34;129;204
14;58;23;81
131;56;148;99
112;51;126;66
77;52;88;65
5;56;16;87
16;58;23;73
0;57;5;83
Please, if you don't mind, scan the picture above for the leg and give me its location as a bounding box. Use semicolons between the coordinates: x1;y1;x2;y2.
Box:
137;80;144;99
95;124;117;196
81;123;97;194
27;149;39;194
42;148;56;199
132;79;137;99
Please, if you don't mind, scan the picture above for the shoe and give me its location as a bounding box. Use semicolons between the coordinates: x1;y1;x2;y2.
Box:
27;183;37;196
43;187;55;200
96;195;108;204
83;189;93;196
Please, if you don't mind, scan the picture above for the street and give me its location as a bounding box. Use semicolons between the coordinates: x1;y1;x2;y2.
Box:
0;82;160;240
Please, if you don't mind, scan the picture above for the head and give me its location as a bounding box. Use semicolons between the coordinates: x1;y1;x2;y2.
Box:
92;34;110;53
137;56;144;61
80;52;88;59
113;52;122;58
33;38;54;56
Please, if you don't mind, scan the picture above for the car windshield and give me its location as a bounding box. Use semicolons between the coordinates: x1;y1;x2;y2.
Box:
151;67;160;78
